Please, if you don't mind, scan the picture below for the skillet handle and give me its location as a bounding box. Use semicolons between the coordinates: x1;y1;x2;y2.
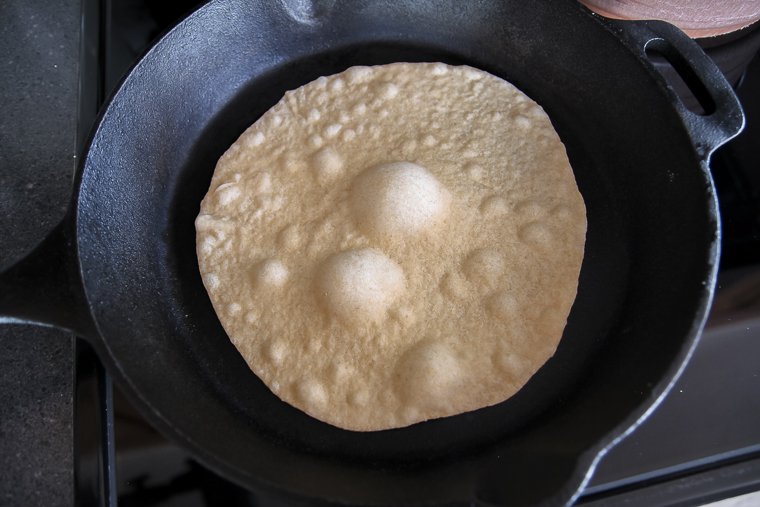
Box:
0;215;97;339
605;19;745;160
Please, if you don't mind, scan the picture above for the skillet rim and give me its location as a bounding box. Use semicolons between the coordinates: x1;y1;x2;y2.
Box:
71;1;728;505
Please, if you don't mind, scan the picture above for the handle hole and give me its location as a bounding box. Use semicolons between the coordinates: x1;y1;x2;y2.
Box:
645;39;716;116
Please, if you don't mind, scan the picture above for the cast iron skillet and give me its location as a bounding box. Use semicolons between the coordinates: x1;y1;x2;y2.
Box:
0;0;745;505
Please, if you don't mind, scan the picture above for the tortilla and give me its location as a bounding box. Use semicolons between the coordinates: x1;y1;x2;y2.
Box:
196;62;586;431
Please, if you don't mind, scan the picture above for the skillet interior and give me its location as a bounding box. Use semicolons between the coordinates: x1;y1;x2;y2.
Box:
75;0;717;504
166;42;628;460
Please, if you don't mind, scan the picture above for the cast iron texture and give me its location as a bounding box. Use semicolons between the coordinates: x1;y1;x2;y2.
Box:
0;0;745;505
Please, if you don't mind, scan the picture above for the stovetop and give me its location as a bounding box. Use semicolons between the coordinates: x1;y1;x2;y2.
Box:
1;1;759;506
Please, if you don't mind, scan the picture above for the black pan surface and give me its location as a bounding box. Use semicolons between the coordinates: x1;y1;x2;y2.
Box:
0;0;744;505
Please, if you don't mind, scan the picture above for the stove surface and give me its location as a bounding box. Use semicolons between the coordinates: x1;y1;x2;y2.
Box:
1;1;759;506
